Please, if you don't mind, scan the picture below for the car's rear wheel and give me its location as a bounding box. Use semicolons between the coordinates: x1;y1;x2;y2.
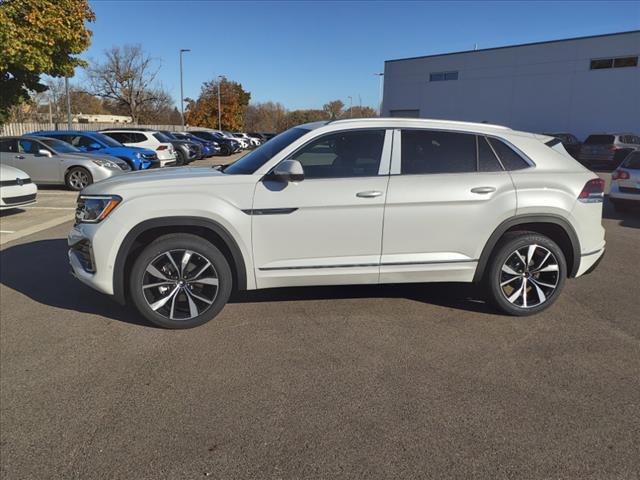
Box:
65;167;93;190
129;234;232;329
220;144;231;156
175;149;186;166
485;232;567;316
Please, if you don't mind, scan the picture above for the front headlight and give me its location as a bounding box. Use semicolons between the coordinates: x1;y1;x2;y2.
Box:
91;159;119;169
75;195;122;224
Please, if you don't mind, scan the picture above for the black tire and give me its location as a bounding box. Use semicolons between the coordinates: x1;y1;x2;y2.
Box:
175;149;186;166
129;234;232;329
220;144;231;156
484;232;567;316
65;167;93;191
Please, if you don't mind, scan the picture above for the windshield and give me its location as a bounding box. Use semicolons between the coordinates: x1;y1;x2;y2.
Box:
160;131;177;140
35;137;81;153
585;135;615;145
92;132;123;147
153;132;173;142
224;127;310;175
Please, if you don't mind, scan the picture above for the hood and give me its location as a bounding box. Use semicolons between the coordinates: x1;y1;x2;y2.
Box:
81;166;237;195
104;146;156;157
0;163;31;181
66;152;129;165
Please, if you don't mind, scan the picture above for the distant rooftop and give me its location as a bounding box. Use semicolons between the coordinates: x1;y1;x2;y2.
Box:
386;30;640;64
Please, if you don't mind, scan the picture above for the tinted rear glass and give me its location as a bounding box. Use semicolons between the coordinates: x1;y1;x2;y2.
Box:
478;136;503;172
401;130;476;174
585;135;615;145
153;132;172;142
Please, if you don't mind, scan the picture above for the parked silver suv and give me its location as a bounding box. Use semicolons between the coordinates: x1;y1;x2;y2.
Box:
68;118;606;328
578;133;640;170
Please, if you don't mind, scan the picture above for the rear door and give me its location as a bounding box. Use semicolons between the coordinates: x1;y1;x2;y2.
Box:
380;129;518;284
0;139;19;167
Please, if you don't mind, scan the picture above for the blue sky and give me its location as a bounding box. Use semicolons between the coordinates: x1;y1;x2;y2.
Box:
78;0;639;110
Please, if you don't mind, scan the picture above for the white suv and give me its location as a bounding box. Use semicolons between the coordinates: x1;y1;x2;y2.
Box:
69;118;606;329
101;129;177;167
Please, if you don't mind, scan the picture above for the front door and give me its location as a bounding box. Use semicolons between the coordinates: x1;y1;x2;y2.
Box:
16;139;61;183
251;129;392;289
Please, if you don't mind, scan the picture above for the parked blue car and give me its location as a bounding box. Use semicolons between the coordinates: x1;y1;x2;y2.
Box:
30;131;158;170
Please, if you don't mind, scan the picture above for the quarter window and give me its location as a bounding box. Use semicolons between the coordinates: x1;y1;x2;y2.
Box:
401;130;476;174
290;130;385;179
487;138;530;171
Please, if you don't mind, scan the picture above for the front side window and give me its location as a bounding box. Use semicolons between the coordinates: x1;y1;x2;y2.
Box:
18;139;43;154
401;130;476;174
36;138;81;153
290;130;385;179
72;135;100;148
487;138;530;171
104;132;128;143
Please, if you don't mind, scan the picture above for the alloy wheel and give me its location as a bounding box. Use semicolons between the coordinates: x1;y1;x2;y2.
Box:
68;170;90;189
499;244;559;308
142;249;219;321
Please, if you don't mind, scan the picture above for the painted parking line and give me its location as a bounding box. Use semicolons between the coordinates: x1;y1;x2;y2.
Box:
22;207;76;211
0;230;15;234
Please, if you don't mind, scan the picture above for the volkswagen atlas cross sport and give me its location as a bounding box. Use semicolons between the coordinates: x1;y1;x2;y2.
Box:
68;118;606;329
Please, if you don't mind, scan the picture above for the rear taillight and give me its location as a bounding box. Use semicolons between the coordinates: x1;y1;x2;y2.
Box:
578;178;605;203
612;169;630;180
157;145;168;151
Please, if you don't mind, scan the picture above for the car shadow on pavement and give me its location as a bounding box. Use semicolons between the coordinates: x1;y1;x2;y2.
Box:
0;239;149;327
603;198;640;229
1;239;495;327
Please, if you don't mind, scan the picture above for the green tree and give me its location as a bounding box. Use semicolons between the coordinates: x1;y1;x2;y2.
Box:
185;77;251;131
0;0;95;123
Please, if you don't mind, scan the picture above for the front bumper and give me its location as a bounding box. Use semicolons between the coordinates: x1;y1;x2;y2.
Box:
68;223;115;296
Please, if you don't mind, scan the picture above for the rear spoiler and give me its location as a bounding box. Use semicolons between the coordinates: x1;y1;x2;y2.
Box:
544;137;562;147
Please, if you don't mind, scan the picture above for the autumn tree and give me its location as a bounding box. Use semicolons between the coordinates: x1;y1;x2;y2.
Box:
243;101;288;133
185;77;250;131
323;100;344;120
286;109;328;127
86;44;170;124
0;0;95;123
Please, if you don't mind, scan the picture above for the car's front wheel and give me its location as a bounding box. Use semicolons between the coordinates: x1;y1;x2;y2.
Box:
65;167;93;190
129;234;232;329
485;232;567;316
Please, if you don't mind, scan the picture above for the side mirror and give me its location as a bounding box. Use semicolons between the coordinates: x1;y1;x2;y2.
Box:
87;143;102;151
38;149;52;157
272;159;304;183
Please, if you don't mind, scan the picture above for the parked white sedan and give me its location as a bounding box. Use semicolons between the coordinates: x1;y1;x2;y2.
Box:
0;164;37;210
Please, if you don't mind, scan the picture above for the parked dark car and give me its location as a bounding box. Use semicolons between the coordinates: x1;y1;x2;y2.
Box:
578;133;640;170
543;132;582;159
157;130;203;163
99;128;199;165
173;133;220;157
188;130;241;156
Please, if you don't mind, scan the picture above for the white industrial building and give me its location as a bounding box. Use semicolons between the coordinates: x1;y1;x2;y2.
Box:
382;31;640;139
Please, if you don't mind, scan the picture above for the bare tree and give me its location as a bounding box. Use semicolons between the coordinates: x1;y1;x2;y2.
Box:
86;44;164;123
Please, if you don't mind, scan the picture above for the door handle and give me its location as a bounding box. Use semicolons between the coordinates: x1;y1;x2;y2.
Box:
470;186;496;194
15;155;24;160
356;190;383;198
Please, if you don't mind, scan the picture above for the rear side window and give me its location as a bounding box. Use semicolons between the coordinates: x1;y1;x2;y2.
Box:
0;139;18;152
585;135;614;145
104;132;129;143
477;136;503;172
487;138;530;171
622;152;640;169
401;130;476;174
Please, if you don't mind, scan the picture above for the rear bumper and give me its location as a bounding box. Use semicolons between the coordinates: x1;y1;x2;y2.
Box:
576;247;605;277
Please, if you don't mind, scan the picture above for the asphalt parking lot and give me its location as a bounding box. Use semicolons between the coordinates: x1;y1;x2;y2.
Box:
1;168;639;479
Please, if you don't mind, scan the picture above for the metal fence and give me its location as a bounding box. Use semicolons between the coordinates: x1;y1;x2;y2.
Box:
0;123;185;136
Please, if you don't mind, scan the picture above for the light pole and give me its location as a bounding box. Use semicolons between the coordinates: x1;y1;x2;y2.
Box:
217;75;223;130
64;76;72;129
374;72;384;116
347;96;353;118
179;49;190;129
